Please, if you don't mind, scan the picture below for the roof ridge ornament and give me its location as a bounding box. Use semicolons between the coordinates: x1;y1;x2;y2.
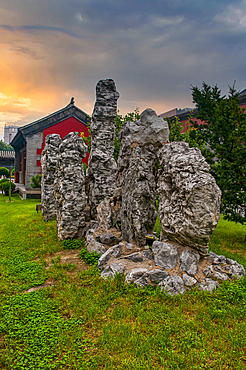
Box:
70;97;75;105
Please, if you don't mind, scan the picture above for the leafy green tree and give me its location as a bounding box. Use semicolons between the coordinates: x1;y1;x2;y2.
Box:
0;140;14;152
0;167;9;177
167;113;206;150
0;180;16;195
190;82;246;224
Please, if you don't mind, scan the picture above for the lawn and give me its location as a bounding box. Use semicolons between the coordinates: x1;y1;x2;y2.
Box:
0;194;245;369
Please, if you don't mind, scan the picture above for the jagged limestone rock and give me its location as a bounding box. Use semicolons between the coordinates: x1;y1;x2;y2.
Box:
180;248;200;276
41;134;62;221
86;230;106;255
96;198;112;230
158;275;184;296
54;132;88;240
158;142;221;255
152;241;179;269
182;273;197;287
118;108;169;246
88;79;119;218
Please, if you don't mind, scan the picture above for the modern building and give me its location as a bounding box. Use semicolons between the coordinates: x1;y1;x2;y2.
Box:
4;125;18;144
10;99;89;199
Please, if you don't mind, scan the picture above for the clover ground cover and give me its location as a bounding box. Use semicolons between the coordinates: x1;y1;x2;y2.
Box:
0;194;245;369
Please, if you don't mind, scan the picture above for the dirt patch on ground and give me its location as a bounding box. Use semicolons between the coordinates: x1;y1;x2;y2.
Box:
45;249;89;276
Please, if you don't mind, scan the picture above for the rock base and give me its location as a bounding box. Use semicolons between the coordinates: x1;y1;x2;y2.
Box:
86;223;245;296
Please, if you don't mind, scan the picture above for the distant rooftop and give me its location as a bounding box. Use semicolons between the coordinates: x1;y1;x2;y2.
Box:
159;107;193;119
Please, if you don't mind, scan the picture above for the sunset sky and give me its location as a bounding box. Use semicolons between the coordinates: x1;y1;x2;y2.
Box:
0;0;246;140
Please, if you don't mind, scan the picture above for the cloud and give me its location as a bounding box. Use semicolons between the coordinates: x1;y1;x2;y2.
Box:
0;0;246;141
215;0;246;30
0;24;82;38
75;13;83;22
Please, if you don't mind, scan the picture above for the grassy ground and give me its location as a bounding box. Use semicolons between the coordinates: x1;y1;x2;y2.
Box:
0;194;245;370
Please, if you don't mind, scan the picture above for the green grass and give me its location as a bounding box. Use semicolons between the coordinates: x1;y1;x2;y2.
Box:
0;194;246;369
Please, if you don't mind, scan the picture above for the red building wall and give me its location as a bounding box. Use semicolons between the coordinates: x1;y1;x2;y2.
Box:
36;116;90;167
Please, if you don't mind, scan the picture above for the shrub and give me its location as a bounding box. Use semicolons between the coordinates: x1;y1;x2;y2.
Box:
31;174;42;188
79;248;101;266
1;181;16;195
0;167;9;177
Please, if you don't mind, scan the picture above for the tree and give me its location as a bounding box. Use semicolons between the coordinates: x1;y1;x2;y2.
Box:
0;140;14;152
0;167;9;177
167;113;206;150
190;82;246;224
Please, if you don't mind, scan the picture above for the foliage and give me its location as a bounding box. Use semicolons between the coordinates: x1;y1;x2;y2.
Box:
113;108;140;162
62;238;86;250
0;140;14;151
191;82;246;224
0;166;9;177
79;247;101;266
167;113;206;150
0;195;245;369
31;174;42;188
80;115;91;154
0;180;16;195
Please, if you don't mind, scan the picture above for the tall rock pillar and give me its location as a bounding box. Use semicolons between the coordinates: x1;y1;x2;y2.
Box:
118;108;169;246
54;132;88;240
88;79;119;218
41;134;61;221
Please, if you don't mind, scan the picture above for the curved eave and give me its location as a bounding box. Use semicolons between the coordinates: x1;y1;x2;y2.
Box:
10;130;26;150
14;104;90;138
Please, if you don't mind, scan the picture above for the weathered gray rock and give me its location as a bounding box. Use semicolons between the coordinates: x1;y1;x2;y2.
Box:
225;263;245;279
199;278;219;293
182;273;197;287
147;269;168;283
101;263;125;279
88;79;119;218
96;198;112;230
101;266;114;279
98;244;122;271
125;268;149;284
158;142;221;255
41;134;62;221
110;263;125;274
122;252;144;262
159;275;184;296
152;241;179;269
143;249;153;260
86;230;106;255
54;132;88;240
134;275;149;287
118;108;169;246
213;272;229;280
180;248;200;276
203;265;214;278
125;243;133;250
96;232;122;246
87;220;100;231
226;258;237;265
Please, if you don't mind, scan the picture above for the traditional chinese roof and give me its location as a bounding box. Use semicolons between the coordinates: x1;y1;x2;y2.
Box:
10;101;89;149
